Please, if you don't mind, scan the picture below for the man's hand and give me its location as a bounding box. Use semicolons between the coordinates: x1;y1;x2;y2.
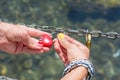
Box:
0;22;52;54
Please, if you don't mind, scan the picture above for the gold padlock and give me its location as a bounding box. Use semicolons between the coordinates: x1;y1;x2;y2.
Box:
85;34;92;49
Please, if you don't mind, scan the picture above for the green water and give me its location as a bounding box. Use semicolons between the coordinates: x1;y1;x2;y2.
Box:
0;0;120;80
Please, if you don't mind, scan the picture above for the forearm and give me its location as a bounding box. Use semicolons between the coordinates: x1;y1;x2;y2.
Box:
61;66;88;80
0;21;8;34
0;21;10;50
0;22;5;42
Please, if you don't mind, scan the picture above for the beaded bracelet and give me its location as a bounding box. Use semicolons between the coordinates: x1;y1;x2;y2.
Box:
0;76;17;80
62;59;95;80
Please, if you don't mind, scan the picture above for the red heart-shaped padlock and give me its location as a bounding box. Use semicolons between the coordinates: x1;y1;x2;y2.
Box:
39;34;53;47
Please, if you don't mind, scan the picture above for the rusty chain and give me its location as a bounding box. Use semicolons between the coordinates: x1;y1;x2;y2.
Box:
28;25;120;39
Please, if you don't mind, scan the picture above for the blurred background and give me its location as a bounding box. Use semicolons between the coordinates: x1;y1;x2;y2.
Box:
0;0;120;80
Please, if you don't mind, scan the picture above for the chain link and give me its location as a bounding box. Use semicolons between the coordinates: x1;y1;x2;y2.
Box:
29;25;120;39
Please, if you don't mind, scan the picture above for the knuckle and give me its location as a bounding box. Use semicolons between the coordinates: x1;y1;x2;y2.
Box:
21;32;29;41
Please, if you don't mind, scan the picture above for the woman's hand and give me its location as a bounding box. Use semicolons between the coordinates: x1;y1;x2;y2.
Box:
54;33;90;66
0;22;52;54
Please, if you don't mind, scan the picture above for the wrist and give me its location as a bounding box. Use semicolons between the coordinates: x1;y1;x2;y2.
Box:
61;66;88;80
63;59;95;80
68;57;89;65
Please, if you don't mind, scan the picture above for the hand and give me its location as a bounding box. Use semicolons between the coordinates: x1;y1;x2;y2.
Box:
54;33;90;66
0;22;52;54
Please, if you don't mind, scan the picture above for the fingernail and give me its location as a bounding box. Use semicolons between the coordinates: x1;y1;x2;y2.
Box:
57;33;65;40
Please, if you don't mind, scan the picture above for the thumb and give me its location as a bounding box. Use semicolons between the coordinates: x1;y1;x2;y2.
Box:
23;36;42;49
57;33;72;49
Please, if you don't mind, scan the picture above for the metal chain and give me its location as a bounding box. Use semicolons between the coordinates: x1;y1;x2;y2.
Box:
28;25;120;39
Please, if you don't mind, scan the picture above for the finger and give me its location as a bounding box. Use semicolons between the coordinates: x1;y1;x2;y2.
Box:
57;33;73;49
21;47;44;54
13;42;41;54
23;37;43;49
54;39;64;57
54;39;66;62
65;35;86;47
26;27;52;37
43;47;50;52
15;43;50;54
